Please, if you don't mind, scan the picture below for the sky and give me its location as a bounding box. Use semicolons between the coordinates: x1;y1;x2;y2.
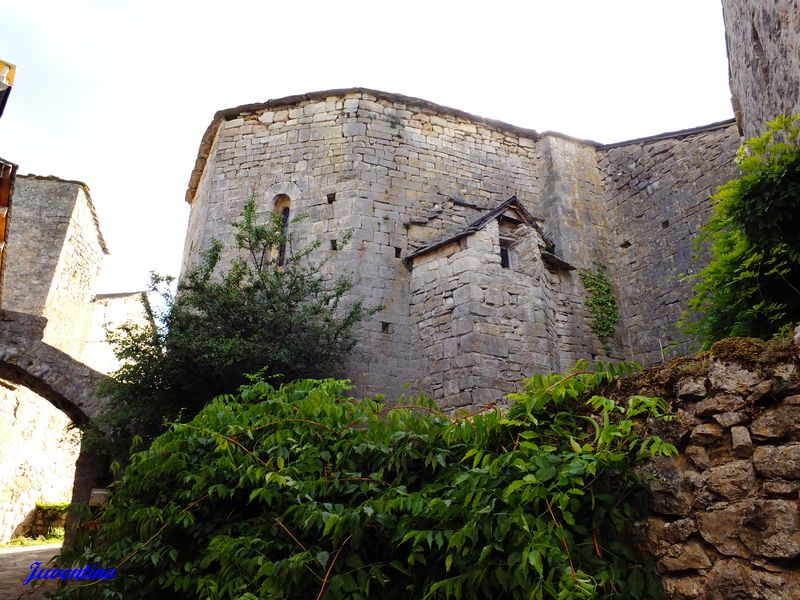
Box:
0;0;734;293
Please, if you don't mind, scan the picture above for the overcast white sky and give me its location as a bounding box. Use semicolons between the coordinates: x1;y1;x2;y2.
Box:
1;0;734;293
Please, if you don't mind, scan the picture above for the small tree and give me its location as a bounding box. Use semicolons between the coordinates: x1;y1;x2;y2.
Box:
97;197;377;453
685;114;800;347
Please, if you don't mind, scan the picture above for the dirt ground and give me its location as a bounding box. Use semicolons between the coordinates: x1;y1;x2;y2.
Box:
0;544;61;600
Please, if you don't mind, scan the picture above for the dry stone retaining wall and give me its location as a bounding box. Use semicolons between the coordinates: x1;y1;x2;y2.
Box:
630;333;800;599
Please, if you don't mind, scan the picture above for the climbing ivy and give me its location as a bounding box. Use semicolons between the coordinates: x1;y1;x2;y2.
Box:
579;264;620;353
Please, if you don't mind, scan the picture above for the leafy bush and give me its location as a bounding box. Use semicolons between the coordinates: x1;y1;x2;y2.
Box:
94;197;377;456
55;364;673;599
685;114;800;346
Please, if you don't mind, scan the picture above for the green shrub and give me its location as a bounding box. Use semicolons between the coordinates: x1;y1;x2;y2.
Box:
93;196;377;459
55;365;673;599
685;113;800;346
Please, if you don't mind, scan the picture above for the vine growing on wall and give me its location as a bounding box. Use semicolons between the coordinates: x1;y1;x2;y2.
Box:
579;263;619;353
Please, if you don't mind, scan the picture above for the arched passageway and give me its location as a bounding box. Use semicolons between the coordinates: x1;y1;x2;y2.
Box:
0;310;110;545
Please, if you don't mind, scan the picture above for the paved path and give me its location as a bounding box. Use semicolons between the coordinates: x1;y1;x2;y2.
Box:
0;544;61;600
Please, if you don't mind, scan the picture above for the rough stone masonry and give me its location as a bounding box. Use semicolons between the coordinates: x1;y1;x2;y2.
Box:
180;88;739;406
631;333;800;599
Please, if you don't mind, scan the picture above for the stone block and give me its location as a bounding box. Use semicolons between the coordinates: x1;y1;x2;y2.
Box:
658;541;712;572
731;426;753;458
713;411;748;428
677;377;707;400
692;395;746;417
705;460;755;500
750;404;800;441
753;444;800;479
708;360;763;395
690;423;724;446
343;122;366;137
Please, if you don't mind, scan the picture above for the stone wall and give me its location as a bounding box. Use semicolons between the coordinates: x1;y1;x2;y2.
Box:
180;90;744;402
723;0;800;138
0;383;79;543
598;123;741;365
631;334;800;599
3;175;108;362
409;222;568;408
181;90;605;399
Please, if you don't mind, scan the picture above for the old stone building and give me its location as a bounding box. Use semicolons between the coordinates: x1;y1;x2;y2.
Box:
180;0;800;409
181;89;740;407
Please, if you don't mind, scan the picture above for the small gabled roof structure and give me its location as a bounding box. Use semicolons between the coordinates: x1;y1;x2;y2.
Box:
405;196;554;262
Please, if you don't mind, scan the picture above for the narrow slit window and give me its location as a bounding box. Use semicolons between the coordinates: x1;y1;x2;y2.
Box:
381;322;391;334
278;206;290;266
327;192;336;204
330;239;338;251
394;247;401;258
500;246;510;269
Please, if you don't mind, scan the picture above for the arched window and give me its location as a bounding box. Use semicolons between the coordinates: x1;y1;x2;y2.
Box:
274;194;291;266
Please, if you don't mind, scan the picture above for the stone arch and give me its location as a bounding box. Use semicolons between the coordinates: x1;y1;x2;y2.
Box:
0;309;110;544
265;181;301;204
0;311;108;423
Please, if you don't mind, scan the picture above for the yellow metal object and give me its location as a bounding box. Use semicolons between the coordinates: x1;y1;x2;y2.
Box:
0;59;15;89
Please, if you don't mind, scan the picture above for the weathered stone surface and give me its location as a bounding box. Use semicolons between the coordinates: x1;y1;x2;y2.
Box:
750;404;800;441
747;380;774;403
658;541;712;572
731;426;753;458
643;517;699;558
0;311;108;424
705;558;792;600
714;411;748;428
693;395;746;417
0;385;80;543
739;499;800;559
706;461;756;500
690;423;724;446
686;445;711;469
723;0;800;138
697;498;800;561
698;502;752;558
763;479;800;497
662;576;706;600
677;377;707;400
644;456;701;517
182;87;741;402
649;409;699;446
708;361;763;395
753;444;800;479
